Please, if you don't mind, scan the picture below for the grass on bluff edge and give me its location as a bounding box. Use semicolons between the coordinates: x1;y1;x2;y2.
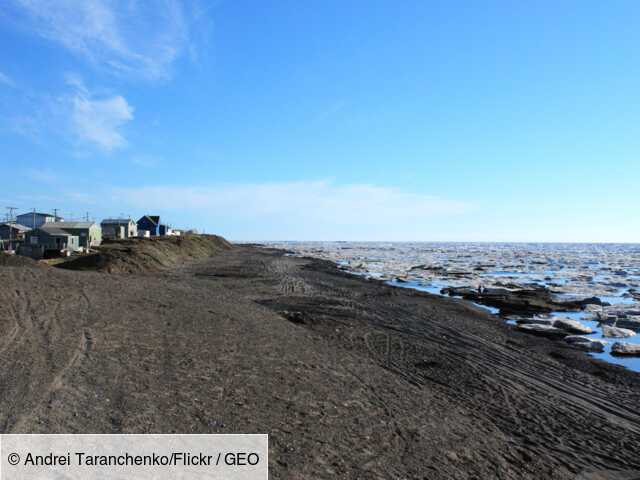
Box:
56;234;233;274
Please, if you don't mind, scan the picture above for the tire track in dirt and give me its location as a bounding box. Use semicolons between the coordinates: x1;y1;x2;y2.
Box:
235;248;640;475
3;270;96;432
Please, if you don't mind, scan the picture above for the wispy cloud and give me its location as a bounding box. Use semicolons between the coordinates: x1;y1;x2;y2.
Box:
67;77;133;151
0;73;134;151
113;181;472;240
131;154;162;168
0;71;16;88
8;0;197;80
3;115;41;140
24;168;58;184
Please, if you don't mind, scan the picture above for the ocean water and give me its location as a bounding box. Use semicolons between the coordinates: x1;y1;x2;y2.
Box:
268;242;640;372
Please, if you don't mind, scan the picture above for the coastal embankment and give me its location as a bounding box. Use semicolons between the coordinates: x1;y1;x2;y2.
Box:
0;239;639;479
57;234;232;273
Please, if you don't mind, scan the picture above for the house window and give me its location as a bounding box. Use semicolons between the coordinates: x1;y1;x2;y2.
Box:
30;236;39;245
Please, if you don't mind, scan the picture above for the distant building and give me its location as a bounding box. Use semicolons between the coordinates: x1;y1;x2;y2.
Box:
101;218;137;240
137;215;161;237
16;212;63;229
20;225;80;258
56;221;102;248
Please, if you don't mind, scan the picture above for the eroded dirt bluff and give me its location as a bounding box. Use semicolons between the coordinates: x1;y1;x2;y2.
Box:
56;234;232;273
0;244;639;479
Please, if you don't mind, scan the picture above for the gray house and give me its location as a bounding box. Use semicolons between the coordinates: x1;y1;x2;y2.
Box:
20;225;80;258
100;218;137;240
16;212;63;229
56;221;102;248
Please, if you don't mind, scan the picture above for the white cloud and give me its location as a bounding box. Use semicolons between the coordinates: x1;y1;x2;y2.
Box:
10;0;195;80
0;73;133;150
0;71;15;87
113;181;472;240
68;79;133;151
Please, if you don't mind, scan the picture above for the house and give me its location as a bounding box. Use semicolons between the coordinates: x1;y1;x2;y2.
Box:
56;221;102;248
100;218;137;240
16;212;63;229
0;222;31;241
20;225;80;258
137;215;161;236
0;222;31;251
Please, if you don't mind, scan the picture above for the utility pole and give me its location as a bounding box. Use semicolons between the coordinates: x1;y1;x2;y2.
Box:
6;206;17;222
5;207;17;251
53;208;59;222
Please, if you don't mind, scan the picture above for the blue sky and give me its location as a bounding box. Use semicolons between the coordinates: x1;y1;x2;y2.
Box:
0;1;638;242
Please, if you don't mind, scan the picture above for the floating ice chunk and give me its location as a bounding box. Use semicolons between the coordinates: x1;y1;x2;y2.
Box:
611;342;640;356
601;326;636;338
552;318;593;334
564;336;607;352
613;317;640;331
515;317;554;326
516;324;567;338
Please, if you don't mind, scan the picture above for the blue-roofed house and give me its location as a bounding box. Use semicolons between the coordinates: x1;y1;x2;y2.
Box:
137;215;161;237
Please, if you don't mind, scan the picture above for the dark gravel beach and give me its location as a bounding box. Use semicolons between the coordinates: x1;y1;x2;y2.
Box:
1;241;639;479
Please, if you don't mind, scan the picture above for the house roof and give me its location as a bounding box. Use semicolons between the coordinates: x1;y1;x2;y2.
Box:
56;221;95;229
101;218;133;225
17;212;59;219
0;222;31;232
36;225;75;237
138;215;160;225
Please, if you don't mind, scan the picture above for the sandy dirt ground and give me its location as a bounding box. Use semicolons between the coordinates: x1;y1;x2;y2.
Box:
1;244;639;479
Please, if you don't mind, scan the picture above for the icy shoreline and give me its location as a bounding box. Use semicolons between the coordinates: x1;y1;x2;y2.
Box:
269;241;640;372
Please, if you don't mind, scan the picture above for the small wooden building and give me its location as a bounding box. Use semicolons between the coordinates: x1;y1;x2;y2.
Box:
21;226;80;258
57;221;102;248
101;218;137;240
